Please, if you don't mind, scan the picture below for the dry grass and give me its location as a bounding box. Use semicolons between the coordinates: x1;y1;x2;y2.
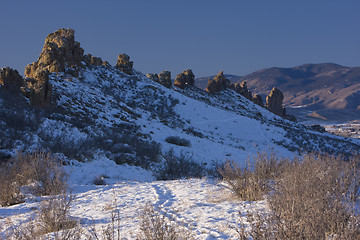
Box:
235;153;360;239
218;152;284;201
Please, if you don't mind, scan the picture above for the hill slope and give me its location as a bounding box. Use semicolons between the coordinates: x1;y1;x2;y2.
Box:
196;64;360;122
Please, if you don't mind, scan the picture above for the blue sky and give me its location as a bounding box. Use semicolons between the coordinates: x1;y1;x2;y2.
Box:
0;0;359;77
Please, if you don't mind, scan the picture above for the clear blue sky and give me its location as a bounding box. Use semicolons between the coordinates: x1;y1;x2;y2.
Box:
0;0;359;77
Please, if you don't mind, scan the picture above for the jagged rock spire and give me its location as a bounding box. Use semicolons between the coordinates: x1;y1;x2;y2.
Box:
24;28;84;105
266;87;286;117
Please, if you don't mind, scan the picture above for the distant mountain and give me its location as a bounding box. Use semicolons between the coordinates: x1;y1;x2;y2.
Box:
196;63;360;123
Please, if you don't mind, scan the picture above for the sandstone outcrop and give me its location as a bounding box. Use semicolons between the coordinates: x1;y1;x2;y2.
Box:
115;54;133;75
83;54;107;66
24;28;84;105
146;73;159;82
233;81;252;100
147;71;172;88
266;87;286;117
0;67;23;93
252;94;264;107
158;71;172;88
25;28;84;79
173;69;195;89
205;71;230;94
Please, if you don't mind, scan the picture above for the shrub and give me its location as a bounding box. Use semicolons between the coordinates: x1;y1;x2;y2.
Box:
0;151;67;206
0;166;22;206
12;151;67;196
218;152;284;201
155;149;205;180
235;153;360;239
37;193;77;235
165;136;191;147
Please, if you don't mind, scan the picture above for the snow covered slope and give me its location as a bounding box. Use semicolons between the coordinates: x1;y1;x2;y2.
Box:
1;62;359;181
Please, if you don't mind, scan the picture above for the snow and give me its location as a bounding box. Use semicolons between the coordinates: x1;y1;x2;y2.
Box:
1;177;266;239
1;65;359;239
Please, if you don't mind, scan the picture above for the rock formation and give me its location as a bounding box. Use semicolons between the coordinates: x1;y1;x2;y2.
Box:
0;67;23;93
266;87;286;117
232;81;252;100
205;71;230;94
115;54;133;75
24;28;84;105
158;71;172;88
83;54;107;66
252;94;264;107
25;28;84;79
146;73;159;82
147;71;172;88
173;69;195;89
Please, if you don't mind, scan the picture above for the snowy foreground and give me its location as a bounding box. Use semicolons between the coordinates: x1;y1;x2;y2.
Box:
0;176;266;239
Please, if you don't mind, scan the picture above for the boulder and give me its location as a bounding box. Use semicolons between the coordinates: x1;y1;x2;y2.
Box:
115;54;133;75
24;28;84;105
265;87;286;117
173;69;195;89
205;71;229;94
158;71;172;88
0;67;23;93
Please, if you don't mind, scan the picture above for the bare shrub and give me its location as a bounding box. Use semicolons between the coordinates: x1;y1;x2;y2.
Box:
37;193;76;235
218;152;284;201
0;164;23;206
138;203;192;240
3;193;81;240
155;149;205;180
11;151;67;196
165;136;191;147
0;151;67;207
235;153;360;239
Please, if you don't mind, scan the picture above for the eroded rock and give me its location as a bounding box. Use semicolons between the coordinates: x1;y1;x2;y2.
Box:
252;94;264;107
83;54;107;66
173;69;195;89
115;54;133;75
205;71;230;94
0;67;23;93
158;71;172;88
266;87;286;117
147;73;159;82
24;28;84;105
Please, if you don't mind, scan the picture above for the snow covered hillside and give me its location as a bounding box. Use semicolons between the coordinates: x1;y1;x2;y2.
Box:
1;28;359;239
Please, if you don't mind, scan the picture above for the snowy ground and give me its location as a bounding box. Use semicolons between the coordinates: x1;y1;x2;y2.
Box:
0;176;266;239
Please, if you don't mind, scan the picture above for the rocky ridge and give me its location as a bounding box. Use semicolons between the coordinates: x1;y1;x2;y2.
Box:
0;28;358;168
